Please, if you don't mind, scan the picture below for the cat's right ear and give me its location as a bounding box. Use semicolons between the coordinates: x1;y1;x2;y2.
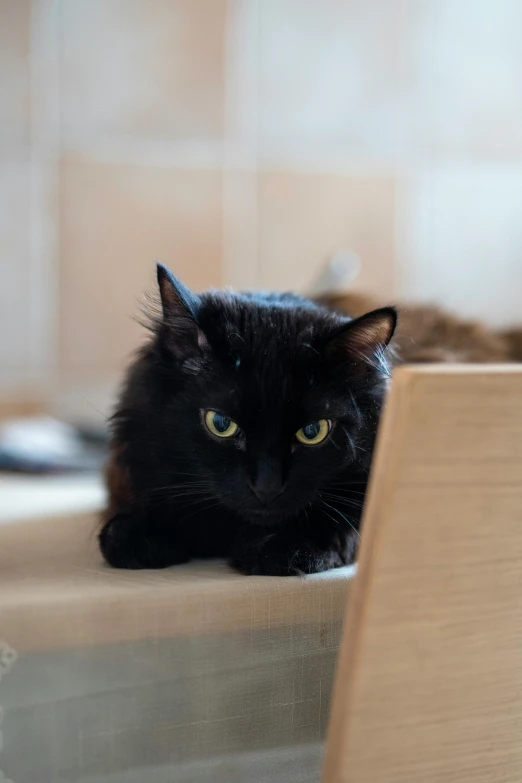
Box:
156;263;207;362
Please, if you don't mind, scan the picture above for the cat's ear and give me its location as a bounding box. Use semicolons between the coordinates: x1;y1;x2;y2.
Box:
156;263;207;361
328;307;397;358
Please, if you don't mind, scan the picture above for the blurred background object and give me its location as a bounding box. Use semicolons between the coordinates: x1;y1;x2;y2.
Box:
0;415;106;473
1;0;522;437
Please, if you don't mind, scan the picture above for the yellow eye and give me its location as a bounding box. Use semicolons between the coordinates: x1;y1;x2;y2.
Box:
296;419;331;446
204;410;239;439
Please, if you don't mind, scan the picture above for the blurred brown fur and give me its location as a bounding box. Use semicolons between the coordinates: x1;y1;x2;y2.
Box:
319;292;522;364
502;328;522;362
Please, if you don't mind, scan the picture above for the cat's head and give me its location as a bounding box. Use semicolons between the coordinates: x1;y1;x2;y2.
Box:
144;264;396;526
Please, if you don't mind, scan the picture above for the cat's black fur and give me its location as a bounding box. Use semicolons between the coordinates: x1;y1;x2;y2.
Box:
99;264;396;576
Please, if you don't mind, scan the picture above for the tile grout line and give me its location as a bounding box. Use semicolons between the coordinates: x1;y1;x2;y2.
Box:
222;0;261;290
28;0;62;396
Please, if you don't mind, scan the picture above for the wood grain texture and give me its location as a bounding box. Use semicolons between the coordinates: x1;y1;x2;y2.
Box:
323;365;522;783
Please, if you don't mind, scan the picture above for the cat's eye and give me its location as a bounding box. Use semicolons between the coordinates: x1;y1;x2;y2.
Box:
204;410;239;439
295;419;331;446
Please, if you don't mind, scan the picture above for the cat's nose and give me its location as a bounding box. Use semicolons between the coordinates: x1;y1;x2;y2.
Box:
248;478;285;505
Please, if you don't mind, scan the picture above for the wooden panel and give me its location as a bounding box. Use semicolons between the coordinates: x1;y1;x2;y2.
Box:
323;365;522;783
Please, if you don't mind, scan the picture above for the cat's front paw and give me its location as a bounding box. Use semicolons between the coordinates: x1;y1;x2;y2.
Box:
99;513;189;570
229;533;347;577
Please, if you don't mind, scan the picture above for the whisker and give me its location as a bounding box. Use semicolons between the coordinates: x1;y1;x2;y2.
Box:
179;499;223;524
321;488;363;498
317;499;361;540
146;487;217;512
146;482;215;495
320;491;365;509
315;504;340;530
340;425;358;460
328;434;342;450
349;391;362;425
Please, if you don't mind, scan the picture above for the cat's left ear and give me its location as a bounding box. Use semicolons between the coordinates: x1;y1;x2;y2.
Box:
328;307;397;358
156;263;208;361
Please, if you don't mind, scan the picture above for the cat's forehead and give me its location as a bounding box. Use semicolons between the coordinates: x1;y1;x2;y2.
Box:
195;292;343;420
199;291;337;352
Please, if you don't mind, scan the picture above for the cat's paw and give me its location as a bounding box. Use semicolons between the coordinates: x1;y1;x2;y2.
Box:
229;534;347;577
99;513;189;570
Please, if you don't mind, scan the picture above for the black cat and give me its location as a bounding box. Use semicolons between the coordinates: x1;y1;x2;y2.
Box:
99;263;396;576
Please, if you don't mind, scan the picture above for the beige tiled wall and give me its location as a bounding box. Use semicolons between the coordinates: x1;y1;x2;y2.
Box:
60;158;223;375
1;0;522;418
257;171;396;294
60;0;227;141
0;0;32;387
0;0;31;144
